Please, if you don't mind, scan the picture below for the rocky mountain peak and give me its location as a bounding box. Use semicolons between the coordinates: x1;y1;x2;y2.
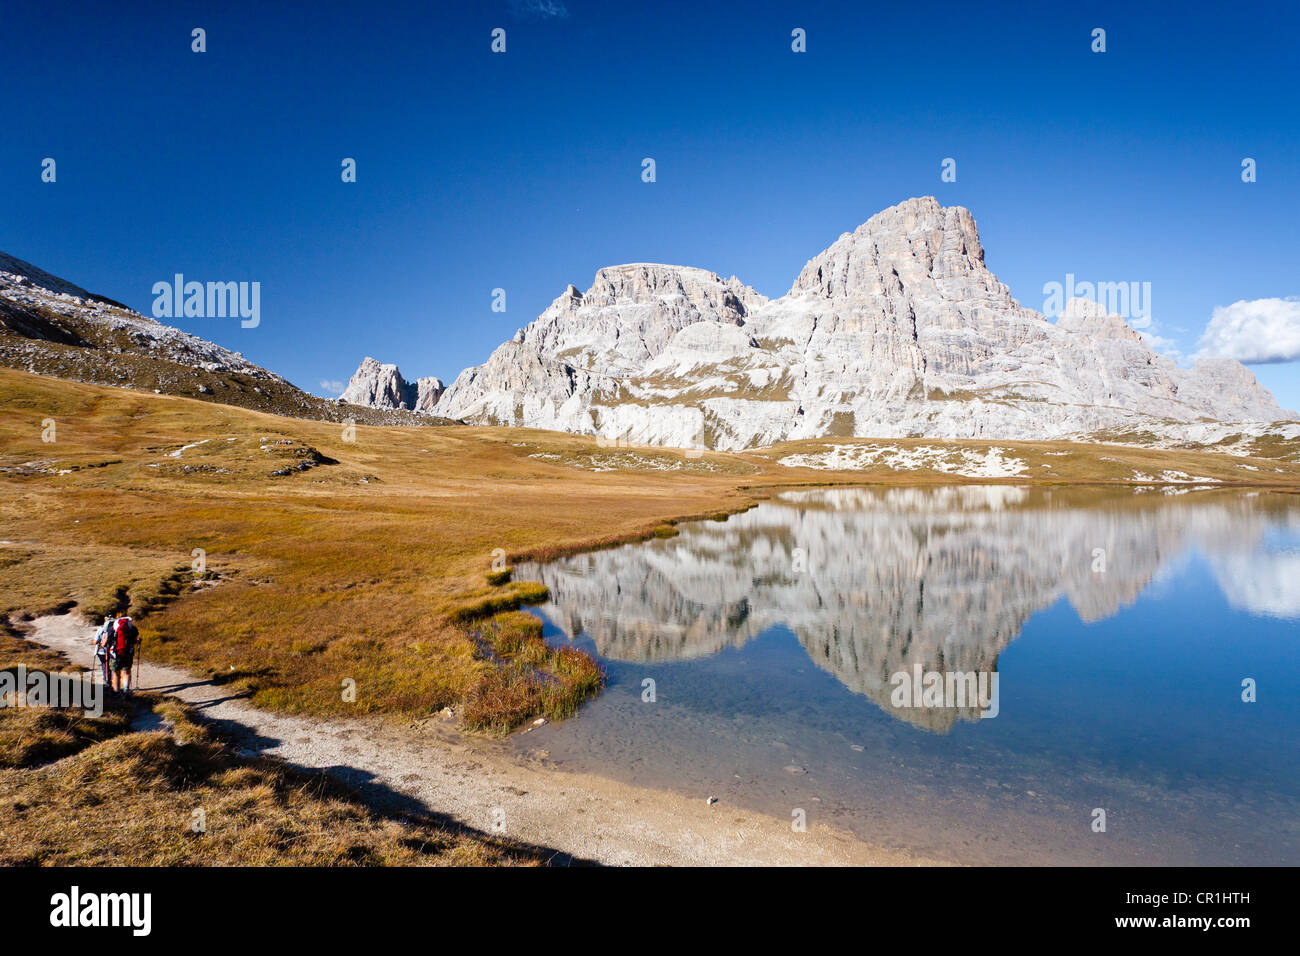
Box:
505;263;769;377
582;263;766;320
341;357;408;408
347;198;1294;449
790;196;988;300
340;357;444;412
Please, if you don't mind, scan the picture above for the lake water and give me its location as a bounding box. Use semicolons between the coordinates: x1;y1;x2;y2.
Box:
516;485;1300;865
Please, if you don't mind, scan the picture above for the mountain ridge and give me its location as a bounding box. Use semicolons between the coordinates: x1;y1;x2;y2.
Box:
0;252;451;428
5;197;1294;450
349;197;1295;450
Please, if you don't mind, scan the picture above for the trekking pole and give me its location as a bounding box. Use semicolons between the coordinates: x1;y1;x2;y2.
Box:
135;638;143;691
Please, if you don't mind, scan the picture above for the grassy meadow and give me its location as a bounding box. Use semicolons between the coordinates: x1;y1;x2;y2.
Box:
2;367;1298;731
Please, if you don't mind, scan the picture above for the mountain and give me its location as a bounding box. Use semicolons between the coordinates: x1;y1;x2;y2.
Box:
0;252;446;427
348;197;1295;450
340;357;444;412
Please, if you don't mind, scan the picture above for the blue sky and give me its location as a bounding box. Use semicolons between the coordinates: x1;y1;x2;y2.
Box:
3;0;1298;409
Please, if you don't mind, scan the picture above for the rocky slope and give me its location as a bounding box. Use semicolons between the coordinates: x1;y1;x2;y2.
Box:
0;253;448;427
351;198;1295;450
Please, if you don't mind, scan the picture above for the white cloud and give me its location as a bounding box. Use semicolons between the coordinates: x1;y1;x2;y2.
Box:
1138;329;1183;362
319;379;346;395
1210;549;1300;619
1195;297;1300;364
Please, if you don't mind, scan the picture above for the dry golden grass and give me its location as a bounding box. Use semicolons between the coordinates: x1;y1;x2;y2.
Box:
0;628;547;866
0;370;769;729
460;611;604;733
2;368;1297;733
0;716;549;865
0;701;132;770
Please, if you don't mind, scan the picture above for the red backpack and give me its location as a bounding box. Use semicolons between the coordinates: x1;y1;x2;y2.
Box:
112;617;138;657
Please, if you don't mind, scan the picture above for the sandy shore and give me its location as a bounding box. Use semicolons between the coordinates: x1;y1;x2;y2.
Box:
23;613;944;867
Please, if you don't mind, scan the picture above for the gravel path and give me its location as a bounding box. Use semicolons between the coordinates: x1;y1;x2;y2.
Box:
25;613;937;867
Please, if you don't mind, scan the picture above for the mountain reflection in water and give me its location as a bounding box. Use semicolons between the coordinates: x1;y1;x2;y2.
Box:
520;485;1300;732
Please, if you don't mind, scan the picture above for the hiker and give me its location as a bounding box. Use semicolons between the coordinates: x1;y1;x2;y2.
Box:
105;615;140;695
93;615;115;686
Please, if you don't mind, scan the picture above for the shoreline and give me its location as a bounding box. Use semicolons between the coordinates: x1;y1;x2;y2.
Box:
20;612;947;867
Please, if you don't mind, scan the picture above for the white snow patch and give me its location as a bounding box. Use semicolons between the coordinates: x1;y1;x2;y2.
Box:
778;444;1029;478
1128;469;1220;484
168;439;211;458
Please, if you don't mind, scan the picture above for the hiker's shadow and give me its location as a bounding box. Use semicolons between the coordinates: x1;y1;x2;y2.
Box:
147;665;273;696
197;714;283;756
146;679;218;694
143;678;257;715
318;763;431;816
190;694;255;711
134;679;600;865
209;735;598;866
310;762;598;866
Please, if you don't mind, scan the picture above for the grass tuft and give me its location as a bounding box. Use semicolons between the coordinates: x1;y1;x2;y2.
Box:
459;612;605;734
